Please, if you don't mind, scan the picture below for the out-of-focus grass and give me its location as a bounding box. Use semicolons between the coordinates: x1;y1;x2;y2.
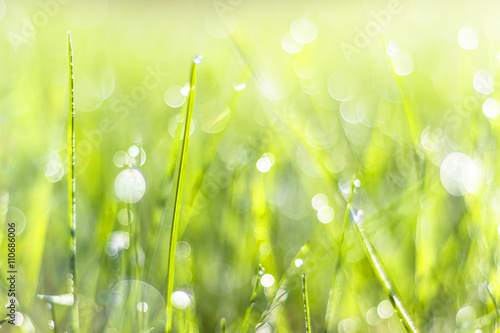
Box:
1;0;500;332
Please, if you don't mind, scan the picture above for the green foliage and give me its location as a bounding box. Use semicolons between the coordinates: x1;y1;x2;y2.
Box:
1;1;500;333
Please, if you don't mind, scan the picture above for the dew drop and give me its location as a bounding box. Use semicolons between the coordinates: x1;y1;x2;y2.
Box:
171;291;191;309
193;55;203;64
261;274;275;287
114;168;146;203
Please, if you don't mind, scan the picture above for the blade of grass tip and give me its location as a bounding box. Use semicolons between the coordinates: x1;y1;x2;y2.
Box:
324;180;356;332
302;273;312;333
67;31;79;333
221;317;226;333
241;264;265;332
165;55;202;333
351;207;419;333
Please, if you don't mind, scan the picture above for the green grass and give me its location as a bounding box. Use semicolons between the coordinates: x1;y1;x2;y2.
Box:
302;273;312;333
67;31;79;333
1;1;500;332
165;57;200;333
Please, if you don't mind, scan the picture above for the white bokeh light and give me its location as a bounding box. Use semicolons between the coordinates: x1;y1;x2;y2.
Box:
457;27;479;50
290;18;318;44
483;98;499;119
317;206;335;224
114;168;146;203
256;153;275;173
390;50;414;76
311;193;328;210
473;70;494;95
440;152;483;196
260;274;275;288
171;290;191;310
282;32;303;54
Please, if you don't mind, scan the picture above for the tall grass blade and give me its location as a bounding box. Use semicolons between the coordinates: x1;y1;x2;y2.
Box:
351;207;419;333
302;273;311;333
241;264;264;332
67;31;79;333
324;180;356;332
165;56;201;333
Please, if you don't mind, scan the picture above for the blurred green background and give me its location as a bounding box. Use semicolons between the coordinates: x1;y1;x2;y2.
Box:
2;0;500;332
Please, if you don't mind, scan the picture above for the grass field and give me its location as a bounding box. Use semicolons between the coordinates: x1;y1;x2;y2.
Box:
2;0;500;332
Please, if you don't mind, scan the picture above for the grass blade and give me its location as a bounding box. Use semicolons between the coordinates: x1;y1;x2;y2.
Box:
324;180;356;332
67;31;79;333
221;317;226;333
351;207;419;333
241;264;264;332
302;273;311;333
165;56;201;333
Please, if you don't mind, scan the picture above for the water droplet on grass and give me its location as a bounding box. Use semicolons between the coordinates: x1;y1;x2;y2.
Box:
256;153;275;173
114;169;146;203
193;55;203;64
261;274;275;287
294;259;304;267
171;291;190;310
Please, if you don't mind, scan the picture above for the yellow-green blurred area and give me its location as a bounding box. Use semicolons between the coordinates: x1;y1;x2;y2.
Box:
2;0;500;332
